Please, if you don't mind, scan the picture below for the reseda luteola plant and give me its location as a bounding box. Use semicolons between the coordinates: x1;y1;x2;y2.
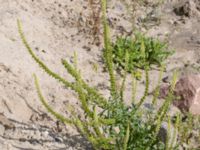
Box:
17;0;180;149
112;34;174;73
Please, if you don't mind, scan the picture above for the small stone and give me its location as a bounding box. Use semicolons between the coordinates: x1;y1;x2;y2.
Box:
158;122;177;146
162;76;169;83
144;103;155;111
54;136;63;143
42;131;49;138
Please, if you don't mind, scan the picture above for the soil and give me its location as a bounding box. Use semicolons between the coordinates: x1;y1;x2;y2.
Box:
0;0;199;149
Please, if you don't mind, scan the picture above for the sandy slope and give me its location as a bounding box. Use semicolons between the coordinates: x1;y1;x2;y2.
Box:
0;0;199;149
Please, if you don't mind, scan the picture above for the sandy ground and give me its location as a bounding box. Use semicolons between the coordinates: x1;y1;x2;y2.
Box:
0;0;199;149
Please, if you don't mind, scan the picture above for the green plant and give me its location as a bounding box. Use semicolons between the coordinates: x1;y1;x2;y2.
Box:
17;0;179;149
177;113;200;149
111;33;174;73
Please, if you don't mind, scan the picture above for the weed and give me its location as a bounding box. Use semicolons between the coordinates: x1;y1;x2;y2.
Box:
17;0;181;149
111;33;174;73
177;113;200;149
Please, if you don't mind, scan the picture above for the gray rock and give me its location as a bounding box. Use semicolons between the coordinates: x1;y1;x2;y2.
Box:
158;122;177;147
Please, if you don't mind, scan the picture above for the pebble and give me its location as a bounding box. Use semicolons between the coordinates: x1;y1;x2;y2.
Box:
158;122;177;146
55;136;63;143
42;130;49;138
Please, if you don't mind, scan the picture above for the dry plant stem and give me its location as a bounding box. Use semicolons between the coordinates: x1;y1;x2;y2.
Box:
88;0;101;43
